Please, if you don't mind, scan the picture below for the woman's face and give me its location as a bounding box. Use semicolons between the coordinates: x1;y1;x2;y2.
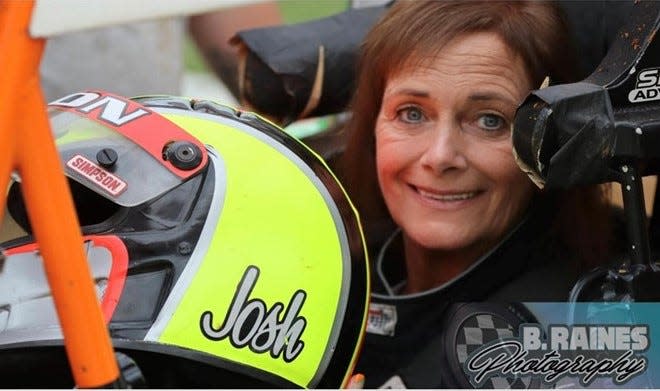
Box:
375;32;536;259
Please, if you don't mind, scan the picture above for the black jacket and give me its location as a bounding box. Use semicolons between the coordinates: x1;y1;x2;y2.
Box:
355;199;606;388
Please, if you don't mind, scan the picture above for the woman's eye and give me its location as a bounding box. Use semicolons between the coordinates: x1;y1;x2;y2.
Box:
477;114;505;131
397;106;425;123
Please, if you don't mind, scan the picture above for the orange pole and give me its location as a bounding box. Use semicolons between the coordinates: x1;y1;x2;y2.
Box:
0;0;20;224
0;1;120;387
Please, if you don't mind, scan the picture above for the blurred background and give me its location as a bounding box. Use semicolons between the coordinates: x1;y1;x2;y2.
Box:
38;0;381;140
182;0;350;105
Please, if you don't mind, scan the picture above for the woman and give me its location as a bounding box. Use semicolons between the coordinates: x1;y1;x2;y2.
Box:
338;1;621;388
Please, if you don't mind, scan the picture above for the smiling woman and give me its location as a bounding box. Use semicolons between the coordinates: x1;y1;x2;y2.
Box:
374;33;536;292
337;0;625;388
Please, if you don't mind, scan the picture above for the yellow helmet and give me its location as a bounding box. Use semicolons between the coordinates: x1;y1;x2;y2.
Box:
0;91;369;388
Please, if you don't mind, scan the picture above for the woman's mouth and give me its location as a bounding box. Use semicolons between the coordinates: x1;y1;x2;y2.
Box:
417;189;479;201
411;186;484;207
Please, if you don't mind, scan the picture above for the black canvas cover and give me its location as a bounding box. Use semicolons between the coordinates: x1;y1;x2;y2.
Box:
234;5;387;124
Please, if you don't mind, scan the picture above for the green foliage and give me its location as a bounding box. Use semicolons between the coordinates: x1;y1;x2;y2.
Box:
279;0;349;24
184;0;349;72
184;35;209;73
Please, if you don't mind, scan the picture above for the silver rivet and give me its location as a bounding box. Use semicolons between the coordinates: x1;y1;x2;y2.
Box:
626;185;632;191
630;66;637;74
622;165;629;173
636;128;643;135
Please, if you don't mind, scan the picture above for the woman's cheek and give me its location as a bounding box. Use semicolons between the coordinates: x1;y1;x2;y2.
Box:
375;138;403;196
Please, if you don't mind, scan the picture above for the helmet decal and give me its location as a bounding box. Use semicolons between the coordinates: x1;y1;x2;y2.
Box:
53;92;150;126
50;91;208;180
199;265;307;362
66;154;128;197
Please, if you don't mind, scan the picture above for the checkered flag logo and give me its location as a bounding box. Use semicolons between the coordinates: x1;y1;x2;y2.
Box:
456;313;534;389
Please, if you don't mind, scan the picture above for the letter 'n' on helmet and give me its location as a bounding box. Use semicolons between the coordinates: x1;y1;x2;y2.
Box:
0;91;369;388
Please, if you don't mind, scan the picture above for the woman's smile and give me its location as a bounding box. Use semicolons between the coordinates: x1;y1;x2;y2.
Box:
409;184;484;209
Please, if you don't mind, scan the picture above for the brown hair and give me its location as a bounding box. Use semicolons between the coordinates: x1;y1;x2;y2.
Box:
339;0;613;268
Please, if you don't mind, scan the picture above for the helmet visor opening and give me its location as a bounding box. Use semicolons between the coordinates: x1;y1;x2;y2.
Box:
6;178;123;237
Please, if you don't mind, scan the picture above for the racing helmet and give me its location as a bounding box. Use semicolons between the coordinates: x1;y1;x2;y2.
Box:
0;91;369;388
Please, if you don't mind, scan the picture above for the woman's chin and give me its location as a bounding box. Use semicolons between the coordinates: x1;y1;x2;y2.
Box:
405;227;477;253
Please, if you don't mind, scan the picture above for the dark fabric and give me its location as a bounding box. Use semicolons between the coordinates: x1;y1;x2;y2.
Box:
236;5;388;123
354;196;601;388
557;0;635;79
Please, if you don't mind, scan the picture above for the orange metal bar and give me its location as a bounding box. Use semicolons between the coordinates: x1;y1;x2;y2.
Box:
0;1;120;387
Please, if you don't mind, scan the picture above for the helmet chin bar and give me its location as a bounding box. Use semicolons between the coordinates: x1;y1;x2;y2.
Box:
512;2;660;301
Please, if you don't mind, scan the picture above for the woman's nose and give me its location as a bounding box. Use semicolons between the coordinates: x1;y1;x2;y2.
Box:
419;122;468;173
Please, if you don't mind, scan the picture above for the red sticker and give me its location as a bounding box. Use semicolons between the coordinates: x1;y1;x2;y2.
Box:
66;154;127;196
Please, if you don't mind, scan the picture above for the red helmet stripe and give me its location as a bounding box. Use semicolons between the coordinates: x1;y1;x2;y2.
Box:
49;90;207;179
4;234;129;322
